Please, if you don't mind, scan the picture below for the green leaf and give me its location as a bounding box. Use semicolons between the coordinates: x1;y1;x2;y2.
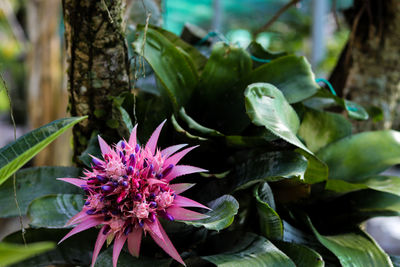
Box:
178;107;223;137
0;242;55;267
307;217;393;267
0;166;82;218
245;55;319;103
246;41;287;67
78;132;102;167
4;228;96;266
133;26;198;109
95;246;172;267
191;42;253;134
254;182;283;240
118;105;134;133
273;240;324;267
317;130;400;182
181;195;239;231
0;116;86;185
295;149;329;184
149;25;207;72
298;108;352;153
326;175;400;196
202;232;296;267
244;83;311;154
28;194;84;228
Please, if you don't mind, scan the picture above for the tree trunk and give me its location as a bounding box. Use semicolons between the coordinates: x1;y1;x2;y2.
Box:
329;0;400;130
62;0;130;163
27;0;70;166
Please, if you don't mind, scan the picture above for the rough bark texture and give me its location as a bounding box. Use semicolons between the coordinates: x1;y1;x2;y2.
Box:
27;0;71;166
62;0;130;163
329;0;400;131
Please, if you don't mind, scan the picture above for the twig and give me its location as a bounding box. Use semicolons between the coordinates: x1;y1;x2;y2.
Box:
255;0;300;35
0;73;27;246
139;12;151;78
101;0;114;24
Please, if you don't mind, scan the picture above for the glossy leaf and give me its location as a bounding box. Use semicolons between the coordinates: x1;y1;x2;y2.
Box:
254;182;283;240
192;42;253;134
326;175;400;196
118;106;134;133
0;241;55;266
244;83;311;154
181;195;239;231
133;26;198;109
95;246;172;267
298;108;352;153
246;41;287;67
4;228;95;266
0;116;86;185
28;194;84;228
273;240;324;267
0;166;82;218
307;218;393;267
317;130;400;182
202;232;296;267
245;55;319;103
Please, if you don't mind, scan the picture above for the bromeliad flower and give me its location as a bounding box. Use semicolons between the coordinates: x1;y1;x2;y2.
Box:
58;120;209;267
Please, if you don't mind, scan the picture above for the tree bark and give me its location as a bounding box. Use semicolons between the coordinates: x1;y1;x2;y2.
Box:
62;0;130;163
27;0;70;166
329;0;400;130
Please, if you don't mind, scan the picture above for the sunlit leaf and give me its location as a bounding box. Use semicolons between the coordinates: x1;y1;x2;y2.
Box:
0;241;55;267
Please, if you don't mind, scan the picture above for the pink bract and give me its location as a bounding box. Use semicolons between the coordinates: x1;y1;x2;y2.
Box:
58;120;209;267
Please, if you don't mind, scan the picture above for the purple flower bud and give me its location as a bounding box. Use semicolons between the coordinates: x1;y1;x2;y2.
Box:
149;193;156;199
112;181;119;187
119;151;124;159
149;212;156;222
121;141;126;149
135;144;140;153
129;153;136;166
124;224;133;235
127;166;134;175
122;175;128;179
84;201;90;206
101;185;114;192
92;158;102;166
156;173;163;179
138;220;144;227
143;160;148;168
165;213;174;221
96;175;108;183
103;225;111;235
121;181;129;187
149;201;157;208
134;193;142;201
162;164;174;177
86;208;96;215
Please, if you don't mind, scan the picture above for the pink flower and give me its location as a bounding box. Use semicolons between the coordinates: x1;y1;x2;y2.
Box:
58;120;209;267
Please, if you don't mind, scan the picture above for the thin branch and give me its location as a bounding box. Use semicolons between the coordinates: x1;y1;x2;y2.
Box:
255;0;300;35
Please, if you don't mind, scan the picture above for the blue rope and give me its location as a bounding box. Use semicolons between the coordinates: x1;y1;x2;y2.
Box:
250;55;271;63
196;31;229;46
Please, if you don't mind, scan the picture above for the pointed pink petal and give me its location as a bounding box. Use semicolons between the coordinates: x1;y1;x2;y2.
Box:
169;183;196;194
148;219;185;266
165;165;208;182
173;195;210;210
65;210;89;226
91;226;109;267
146;120;166;155
98;135;112;155
144;221;163;240
127;227;142;257
113;234;128;267
161;144;187;158
147;178;167;186
90;155;105;164
128;124;138;147
57;178;86;188
59;217;103;244
167;206;209;221
164;146;198;167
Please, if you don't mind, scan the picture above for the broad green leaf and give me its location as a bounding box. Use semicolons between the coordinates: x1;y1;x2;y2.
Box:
307;218;393;267
244;83;311;154
149;25;207;72
181;195;239;231
0;241;55;267
133;26;198;109
326;175;400;196
4;228;95;266
246;41;287;68
0;166;82;218
202;232;296;267
273;240;324;267
95;246;172;267
78;133;102;167
298;108;352;153
0;116;86;185
28;194;84;228
254;182;283;240
245;55;319;103
317;130;400;182
191;42;253;134
171;114;208;142
295;149;329;184
118;106;134;133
